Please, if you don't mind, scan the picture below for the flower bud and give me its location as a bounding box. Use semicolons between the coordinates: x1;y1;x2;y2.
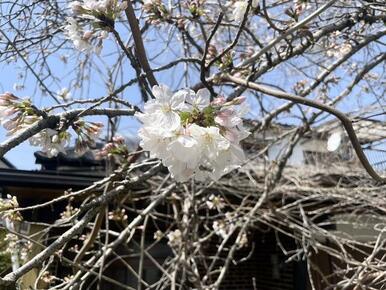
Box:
211;96;226;106
23;115;38;124
3;119;17;131
69;1;83;14
0;92;18;101
0;99;9;106
105;143;115;151
99;30;108;39
177;18;186;30
3;107;18;117
113;135;125;144
207;45;217;58
118;2;128;11
82;30;94;41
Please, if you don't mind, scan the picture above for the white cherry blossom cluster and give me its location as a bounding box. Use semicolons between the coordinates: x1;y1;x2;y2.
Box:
232;0;259;22
212;212;248;247
69;0;127;16
142;0;169;25
29;129;71;158
167;229;182;248
65;0;128;53
136;85;250;182
326;42;352;59
0;94;70;157
28;120;102;158
0;92;103;157
0;195;22;222
64;18;107;53
212;212;235;239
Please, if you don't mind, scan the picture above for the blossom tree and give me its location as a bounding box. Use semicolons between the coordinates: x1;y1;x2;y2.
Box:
0;0;385;289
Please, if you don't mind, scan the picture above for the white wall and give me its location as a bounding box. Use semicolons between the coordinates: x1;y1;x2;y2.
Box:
267;137;328;166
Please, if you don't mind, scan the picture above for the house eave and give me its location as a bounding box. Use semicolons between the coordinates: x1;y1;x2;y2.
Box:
0;168;103;189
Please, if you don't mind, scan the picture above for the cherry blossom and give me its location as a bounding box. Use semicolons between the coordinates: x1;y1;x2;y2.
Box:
65;0;127;54
136;84;250;182
29;129;70;158
64;18;93;52
236;232;248;248
0;195;22;222
137;84;186;132
167;229;182;248
64;17;107;54
142;0;169;25
0;93;43;138
57;88;72;101
184;88;211;111
232;0;259;22
206;194;225;211
70;0;127;17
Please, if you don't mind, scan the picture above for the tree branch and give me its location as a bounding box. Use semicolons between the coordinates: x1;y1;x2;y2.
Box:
224;75;386;183
124;0;158;87
0;108;136;158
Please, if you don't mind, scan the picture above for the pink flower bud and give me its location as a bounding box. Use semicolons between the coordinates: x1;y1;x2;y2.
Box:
23;115;38;124
3;119;17;131
113;135;125;144
105;143;115;151
92;122;104;128
119;2;128;11
0;99;9;106
3;107;18;117
82;31;94;41
177;18;186;30
98;31;108;40
87;122;103;137
211;96;226;106
0;92;18;102
69;1;83;14
207;45;217;57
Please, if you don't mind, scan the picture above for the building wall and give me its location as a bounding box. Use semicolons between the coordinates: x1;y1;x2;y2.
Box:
267;138;308;166
219;231;306;290
97;230;306;290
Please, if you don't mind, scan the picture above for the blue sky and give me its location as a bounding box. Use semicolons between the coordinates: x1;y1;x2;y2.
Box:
1;10;384;171
1;48;383;170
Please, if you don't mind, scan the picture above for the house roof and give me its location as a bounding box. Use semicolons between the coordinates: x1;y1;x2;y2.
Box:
314;118;386;144
34;150;104;167
244;118;386;145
